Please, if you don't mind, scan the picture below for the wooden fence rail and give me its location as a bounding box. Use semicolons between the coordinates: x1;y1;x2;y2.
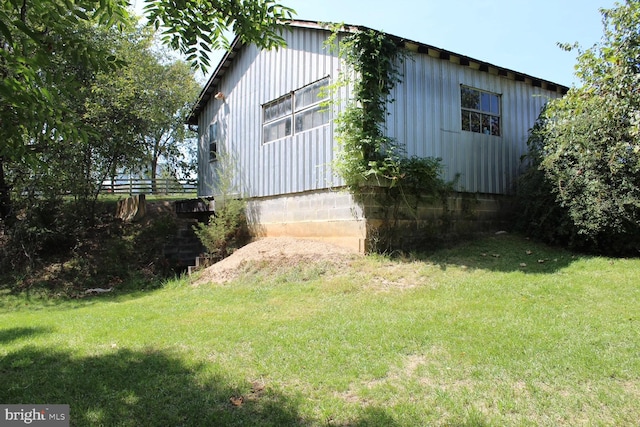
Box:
100;178;197;195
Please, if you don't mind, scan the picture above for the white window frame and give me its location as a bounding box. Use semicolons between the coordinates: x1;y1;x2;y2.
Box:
262;76;330;144
460;85;501;137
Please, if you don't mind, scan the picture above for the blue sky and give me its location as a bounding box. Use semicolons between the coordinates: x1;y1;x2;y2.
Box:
133;0;618;87
282;0;618;87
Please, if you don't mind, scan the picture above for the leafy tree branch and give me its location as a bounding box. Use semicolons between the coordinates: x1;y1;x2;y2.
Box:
516;0;640;255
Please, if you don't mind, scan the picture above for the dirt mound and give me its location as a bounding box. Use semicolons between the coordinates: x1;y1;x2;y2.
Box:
193;237;361;285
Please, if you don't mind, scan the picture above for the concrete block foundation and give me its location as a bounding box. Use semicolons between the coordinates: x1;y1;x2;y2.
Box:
246;189;367;253
245;188;514;253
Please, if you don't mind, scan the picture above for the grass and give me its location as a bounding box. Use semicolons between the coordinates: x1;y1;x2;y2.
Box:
1;234;639;426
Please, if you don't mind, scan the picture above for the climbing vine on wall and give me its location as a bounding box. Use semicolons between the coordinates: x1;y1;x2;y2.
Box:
328;26;453;195
329;27;404;187
327;26;458;251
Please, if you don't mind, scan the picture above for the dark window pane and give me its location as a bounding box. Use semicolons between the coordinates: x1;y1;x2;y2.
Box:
294;115;302;133
295;78;329;110
491;116;500;136
315;109;329;127
470;112;481;133
263;125;272;142
461;111;470;131
461;87;500;134
279;97;292;116
263;117;292;142
482;114;491;134
461;87;480;109
264;102;277;121
209;142;217;162
284;117;291;136
263;95;292;123
294;105;330;133
209;123;217;143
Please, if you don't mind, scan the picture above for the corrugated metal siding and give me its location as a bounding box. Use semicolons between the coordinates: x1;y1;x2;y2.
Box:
197;27;342;198
387;54;559;194
197;26;561;198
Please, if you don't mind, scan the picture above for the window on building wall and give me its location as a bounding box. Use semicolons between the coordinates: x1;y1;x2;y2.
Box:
209;122;218;162
262;77;330;143
461;86;501;136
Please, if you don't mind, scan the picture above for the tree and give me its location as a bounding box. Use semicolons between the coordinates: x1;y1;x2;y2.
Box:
144;0;294;72
0;0;294;221
516;0;640;254
83;29;200;197
134;52;200;191
0;0;129;221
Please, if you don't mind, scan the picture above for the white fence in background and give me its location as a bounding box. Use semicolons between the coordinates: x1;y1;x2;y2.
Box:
100;178;197;195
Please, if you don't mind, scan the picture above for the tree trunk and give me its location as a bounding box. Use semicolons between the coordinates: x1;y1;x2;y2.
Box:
150;156;158;194
150;134;163;195
0;156;13;223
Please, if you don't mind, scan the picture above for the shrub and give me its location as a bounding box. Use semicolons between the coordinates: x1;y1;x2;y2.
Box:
193;198;250;261
515;2;640;256
0;197;181;295
1;199;81;269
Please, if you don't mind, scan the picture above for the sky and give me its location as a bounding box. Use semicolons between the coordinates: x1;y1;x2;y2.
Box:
132;0;619;87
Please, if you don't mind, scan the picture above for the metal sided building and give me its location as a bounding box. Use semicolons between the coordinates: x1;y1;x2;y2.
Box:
186;20;568;252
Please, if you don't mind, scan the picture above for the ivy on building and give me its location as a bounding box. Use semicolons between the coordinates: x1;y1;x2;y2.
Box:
327;26;458;251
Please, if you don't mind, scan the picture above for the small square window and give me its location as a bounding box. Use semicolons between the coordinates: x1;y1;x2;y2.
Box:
460;86;501;136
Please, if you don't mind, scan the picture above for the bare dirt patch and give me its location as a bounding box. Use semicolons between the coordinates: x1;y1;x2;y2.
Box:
192;237;361;285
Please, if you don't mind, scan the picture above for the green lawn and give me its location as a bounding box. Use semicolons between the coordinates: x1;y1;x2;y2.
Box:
1;234;639;426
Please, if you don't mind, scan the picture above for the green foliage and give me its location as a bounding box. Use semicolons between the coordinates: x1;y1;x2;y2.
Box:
139;57;200;186
516;1;640;255
0;0;129;151
1;18;200;228
514;110;576;247
83;27;200;198
193;152;250;260
330;27;450;194
0;0;131;220
328;27;455;252
144;0;295;73
396;156;450;198
193;198;249;260
1;199;80;268
330;28;406;188
0;198;179;295
1;0;296;222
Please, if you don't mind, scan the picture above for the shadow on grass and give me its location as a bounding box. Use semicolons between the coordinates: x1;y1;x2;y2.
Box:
0;326;54;344
401;233;580;275
348;407;401;426
0;346;305;426
0;346;410;427
0;284;173;313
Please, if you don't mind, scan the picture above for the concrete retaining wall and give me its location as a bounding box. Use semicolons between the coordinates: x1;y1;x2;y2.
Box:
162;218;206;267
246;189;368;252
245;188;513;253
358;189;513;251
